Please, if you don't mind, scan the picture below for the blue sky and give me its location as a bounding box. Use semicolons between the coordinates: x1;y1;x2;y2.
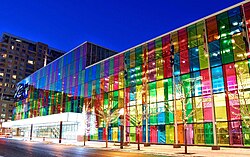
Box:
0;0;243;52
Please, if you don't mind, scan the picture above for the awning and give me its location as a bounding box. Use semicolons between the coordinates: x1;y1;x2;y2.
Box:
2;112;83;128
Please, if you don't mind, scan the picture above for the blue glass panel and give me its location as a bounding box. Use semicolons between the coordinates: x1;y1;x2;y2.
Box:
189;47;200;72
228;7;242;35
92;66;96;81
190;71;202;96
174;53;180;76
212;66;224;93
158;125;166;143
98;128;103;140
209;40;222;67
108;127;112;141
95;64;100;79
84;69;89;83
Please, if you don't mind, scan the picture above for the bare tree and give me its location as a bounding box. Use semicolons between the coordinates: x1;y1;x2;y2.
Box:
95;102;122;148
170;76;204;154
229;63;250;127
78;98;92;146
128;103;143;150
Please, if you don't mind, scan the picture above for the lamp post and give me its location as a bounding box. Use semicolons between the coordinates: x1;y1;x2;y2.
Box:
119;108;124;149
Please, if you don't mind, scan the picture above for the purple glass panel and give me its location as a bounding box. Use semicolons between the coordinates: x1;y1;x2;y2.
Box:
148;61;156;82
104;60;109;77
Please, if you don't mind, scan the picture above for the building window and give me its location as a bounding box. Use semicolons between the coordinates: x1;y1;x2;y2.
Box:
0;73;3;76
28;60;34;64
2;54;7;58
12;75;16;79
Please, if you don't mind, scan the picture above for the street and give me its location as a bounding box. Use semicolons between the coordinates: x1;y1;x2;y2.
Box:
0;138;167;157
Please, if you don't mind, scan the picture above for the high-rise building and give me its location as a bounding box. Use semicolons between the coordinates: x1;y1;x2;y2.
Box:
5;0;250;147
0;33;64;134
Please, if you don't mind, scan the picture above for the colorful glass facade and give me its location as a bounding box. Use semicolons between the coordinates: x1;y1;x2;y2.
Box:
12;1;250;146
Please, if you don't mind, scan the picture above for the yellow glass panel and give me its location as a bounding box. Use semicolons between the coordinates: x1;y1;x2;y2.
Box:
130;49;136;68
112;127;118;141
171;31;179;53
118;71;124;89
156;80;164;102
118;90;124;108
156;59;164;80
235;61;250;90
193;123;204;144
193;97;203;123
232;33;247;61
136;85;142;105
216;122;229;145
176;100;183;122
109;75;114;91
198;45;208;70
214;93;227;121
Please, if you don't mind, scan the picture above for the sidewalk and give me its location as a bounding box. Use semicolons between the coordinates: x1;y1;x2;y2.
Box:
15;137;250;157
69;141;250;157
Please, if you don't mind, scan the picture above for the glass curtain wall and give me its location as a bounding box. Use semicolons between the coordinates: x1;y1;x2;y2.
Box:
13;2;250;146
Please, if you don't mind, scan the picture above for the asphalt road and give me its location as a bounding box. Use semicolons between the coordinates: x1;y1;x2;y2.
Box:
0;138;168;157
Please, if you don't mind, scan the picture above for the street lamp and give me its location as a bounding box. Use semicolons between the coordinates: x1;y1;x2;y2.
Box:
119;108;124;149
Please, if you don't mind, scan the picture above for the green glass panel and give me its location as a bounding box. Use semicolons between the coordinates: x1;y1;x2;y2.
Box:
149;103;157;125
217;12;231;38
74;100;78;112
165;101;174;124
104;93;108;108
186;98;193;123
187;24;197;48
181;74;191;97
165;125;174;144
149;82;157;103
130;127;136;142
196;21;204;46
242;121;250;146
155;38;162;60
135;65;142;85
100;63;104;78
167;78;173;101
66;101;71;112
198;45;208;69
109;58;114;75
220;38;234;64
113;90;118;109
135;46;143;66
204;123;214;144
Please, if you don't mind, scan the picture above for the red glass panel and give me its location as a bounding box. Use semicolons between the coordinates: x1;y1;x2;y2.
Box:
162;34;171;58
228;121;243;145
243;3;250;58
148;61;156;82
113;74;119;90
206;16;219;43
223;63;240;120
150;126;158;143
163;56;172;78
136;126;143;143
119;53;124;71
178;28;188;51
114;55;119;74
148;41;155;62
200;69;211;95
180;50;190;74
